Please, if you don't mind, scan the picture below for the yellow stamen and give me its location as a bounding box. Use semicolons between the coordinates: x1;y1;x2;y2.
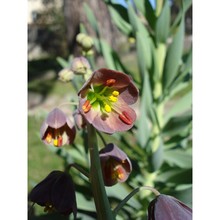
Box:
53;139;58;146
112;91;119;97
46;133;52;143
104;104;112;113
109;95;118;102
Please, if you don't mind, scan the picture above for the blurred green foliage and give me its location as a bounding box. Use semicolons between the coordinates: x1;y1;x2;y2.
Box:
28;0;192;219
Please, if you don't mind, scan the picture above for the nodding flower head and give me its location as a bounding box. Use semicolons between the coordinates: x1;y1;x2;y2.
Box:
147;194;192;220
78;68;139;134
29;170;77;217
40;108;76;147
99;143;132;186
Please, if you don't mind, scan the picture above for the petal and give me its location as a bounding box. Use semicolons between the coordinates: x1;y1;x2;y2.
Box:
153;195;192;220
29;171;62;206
46;108;67;129
40;120;48;139
91;101;136;134
78;68;137;98
99;143;128;161
118;80;139;105
51;172;77;216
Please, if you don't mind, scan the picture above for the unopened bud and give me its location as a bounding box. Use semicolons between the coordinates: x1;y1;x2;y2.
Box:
76;33;86;45
58;68;74;82
81;36;94;51
71;57;91;75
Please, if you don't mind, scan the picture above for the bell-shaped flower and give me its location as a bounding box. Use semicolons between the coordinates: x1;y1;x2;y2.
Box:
99;143;132;186
78;68;139;134
29;170;77;217
40;108;76;147
147;194;192;220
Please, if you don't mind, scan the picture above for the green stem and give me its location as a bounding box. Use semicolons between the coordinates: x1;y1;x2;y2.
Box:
87;123;114;220
65;163;89;179
113;186;160;217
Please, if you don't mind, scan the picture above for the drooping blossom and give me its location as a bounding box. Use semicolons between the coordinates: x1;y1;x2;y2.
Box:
78;68;139;134
147;194;192;220
29;170;77;217
40;108;76;147
99;143;132;186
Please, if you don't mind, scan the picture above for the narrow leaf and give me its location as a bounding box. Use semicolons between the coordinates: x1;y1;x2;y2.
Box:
162;16;184;91
155;0;170;43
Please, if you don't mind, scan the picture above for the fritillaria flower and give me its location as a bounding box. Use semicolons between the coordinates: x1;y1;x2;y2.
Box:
78;68;139;134
99;143;132;186
29;171;77;217
40;108;76;147
148;194;192;220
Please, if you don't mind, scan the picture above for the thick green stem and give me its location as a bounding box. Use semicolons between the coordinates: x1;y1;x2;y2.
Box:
87;123;114;220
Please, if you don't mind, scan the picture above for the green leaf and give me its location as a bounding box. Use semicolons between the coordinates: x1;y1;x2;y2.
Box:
163;149;192;168
165;89;192;122
162;112;192;136
156;169;192;184
144;0;156;29
136;74;150;148
108;4;132;36
162;16;185;91
56;56;69;68
150;139;164;171
155;0;170;43
167;47;192;92
171;0;192;32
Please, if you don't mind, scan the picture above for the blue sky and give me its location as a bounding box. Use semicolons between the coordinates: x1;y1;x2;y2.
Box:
116;0;156;9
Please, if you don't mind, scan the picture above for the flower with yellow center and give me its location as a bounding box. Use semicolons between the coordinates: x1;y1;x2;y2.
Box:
78;68;139;134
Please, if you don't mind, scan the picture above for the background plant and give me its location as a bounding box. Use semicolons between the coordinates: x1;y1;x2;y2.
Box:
28;0;192;219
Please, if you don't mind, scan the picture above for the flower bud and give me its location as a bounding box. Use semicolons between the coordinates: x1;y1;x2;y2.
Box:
71;57;91;75
76;33;87;45
58;68;74;82
81;36;94;51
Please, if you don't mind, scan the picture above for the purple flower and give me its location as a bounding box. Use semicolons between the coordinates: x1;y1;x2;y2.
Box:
78;68;139;134
148;194;192;220
29;171;77;217
40;108;76;147
99;143;132;186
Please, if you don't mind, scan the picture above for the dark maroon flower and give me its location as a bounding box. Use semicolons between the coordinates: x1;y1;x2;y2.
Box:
78;68;139;134
29;171;77;217
40;108;76;147
99;143;132;186
148;194;192;220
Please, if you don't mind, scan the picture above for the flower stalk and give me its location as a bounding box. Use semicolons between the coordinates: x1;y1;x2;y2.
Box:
87;123;114;220
113;186;160;217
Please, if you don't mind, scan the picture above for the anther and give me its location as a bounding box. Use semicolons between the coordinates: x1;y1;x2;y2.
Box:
112;91;119;97
119;111;133;125
105;79;116;87
46;133;52;143
82;100;92;113
104;104;112;113
53;139;58;146
109;95;118;102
